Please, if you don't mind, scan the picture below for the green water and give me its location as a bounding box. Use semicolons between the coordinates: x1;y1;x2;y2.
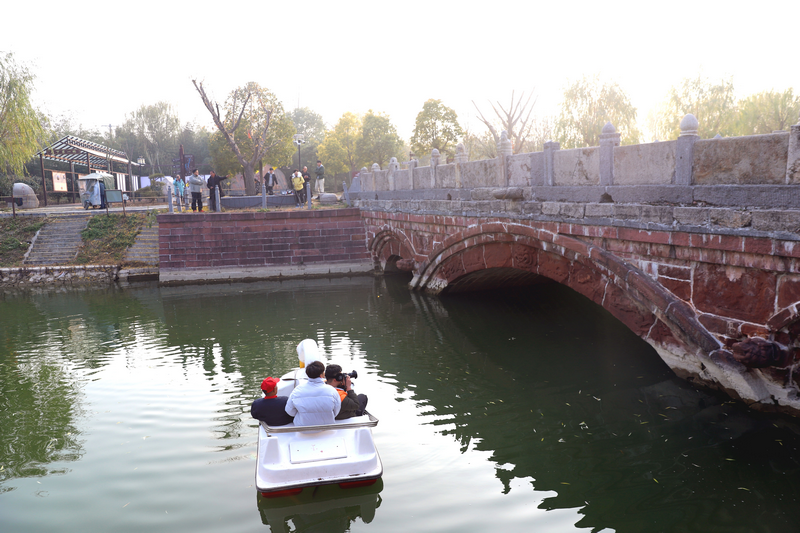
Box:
1;277;799;532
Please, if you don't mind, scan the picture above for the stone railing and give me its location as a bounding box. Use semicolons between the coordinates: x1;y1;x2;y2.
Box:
350;114;800;208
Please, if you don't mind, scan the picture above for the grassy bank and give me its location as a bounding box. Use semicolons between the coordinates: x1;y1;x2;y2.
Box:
0;217;46;267
75;212;153;265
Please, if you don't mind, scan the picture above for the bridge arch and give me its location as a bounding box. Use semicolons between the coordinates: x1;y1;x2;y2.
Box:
368;225;419;273
400;221;723;383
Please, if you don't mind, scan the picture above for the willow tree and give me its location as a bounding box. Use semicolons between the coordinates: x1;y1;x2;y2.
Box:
555;76;640;148
0;52;46;175
650;76;737;140
192;80;293;195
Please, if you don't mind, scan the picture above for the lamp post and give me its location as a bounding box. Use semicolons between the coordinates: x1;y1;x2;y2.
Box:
292;133;305;169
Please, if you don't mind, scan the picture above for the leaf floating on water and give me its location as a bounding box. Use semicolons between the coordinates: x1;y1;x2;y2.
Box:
558;438;565;443
725;458;735;461
593;396;601;401
143;436;149;440
653;478;659;483
123;503;129;508
738;487;750;491
560;482;570;485
659;414;669;418
566;403;571;407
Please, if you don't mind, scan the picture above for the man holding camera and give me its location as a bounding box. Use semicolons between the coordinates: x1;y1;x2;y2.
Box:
325;364;368;420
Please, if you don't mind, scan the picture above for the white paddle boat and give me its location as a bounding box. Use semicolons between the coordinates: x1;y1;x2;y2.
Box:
256;339;383;497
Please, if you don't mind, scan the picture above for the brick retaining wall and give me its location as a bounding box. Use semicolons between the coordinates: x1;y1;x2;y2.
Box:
157;208;370;271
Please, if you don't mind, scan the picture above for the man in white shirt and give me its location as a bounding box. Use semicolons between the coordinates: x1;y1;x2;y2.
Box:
285;361;341;425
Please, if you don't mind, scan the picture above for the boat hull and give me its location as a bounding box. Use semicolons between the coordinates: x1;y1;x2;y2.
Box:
256;414;382;495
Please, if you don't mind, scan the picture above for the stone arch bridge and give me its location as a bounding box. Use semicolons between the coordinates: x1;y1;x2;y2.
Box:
352;115;800;415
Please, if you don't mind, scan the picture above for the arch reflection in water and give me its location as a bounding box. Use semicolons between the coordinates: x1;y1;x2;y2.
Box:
257;479;383;533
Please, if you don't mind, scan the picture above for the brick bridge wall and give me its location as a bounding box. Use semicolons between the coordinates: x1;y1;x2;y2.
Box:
157;208;371;283
361;202;800;415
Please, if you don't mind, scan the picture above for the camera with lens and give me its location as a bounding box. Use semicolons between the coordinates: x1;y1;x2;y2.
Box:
335;370;358;382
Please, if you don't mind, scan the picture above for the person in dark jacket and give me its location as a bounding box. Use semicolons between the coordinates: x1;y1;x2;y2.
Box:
207;171;225;211
325;364;368;420
251;377;294;426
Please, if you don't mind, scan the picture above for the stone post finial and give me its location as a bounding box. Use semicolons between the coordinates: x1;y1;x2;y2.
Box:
497;131;512;157
361;167;368;174
430;148;441;167
455;142;468;164
371;163;381;172
388;157;399;171
680;114;699;136
676;114;699;185
599;122;620;186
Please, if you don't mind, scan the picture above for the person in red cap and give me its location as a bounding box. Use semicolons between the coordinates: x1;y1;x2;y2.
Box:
250;377;294;426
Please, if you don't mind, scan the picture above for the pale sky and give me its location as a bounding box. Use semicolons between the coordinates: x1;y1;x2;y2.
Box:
3;0;798;144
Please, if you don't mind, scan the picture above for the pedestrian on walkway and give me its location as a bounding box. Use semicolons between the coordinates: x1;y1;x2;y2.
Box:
187;169;204;212
291;169;305;207
174;175;185;212
314;160;325;198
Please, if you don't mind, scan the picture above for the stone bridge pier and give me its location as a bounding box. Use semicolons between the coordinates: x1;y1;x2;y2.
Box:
352;114;800;415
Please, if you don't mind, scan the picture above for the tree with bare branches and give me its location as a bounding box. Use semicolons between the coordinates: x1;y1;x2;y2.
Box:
192;80;293;195
472;90;538;154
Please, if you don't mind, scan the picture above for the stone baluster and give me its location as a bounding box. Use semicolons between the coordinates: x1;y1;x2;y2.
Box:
215;185;221;212
599;122;621;186
371;163;380;193
454;142;467;188
430;149;440;188
787;112;800;184
261;177;267;208
543;140;559;186
388;157;399;191
676;114;699;186
497;131;512;186
168;185;173;213
406;159;417;190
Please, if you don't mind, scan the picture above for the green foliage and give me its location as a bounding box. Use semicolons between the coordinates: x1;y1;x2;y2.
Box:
318;112;365;175
116;102;181;175
651;75;737;140
0;173;41;195
356;110;403;170
734;89;800;135
411;99;463;159
288;109;322;171
555;75;640;148
134;185;162;197
0;52;47;175
208;82;294;189
0;217;45;267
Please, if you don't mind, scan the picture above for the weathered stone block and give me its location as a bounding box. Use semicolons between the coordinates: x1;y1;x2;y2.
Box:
436;164;457;188
585;203;613;218
641;205;674;224
507;153;531;188
613;141;677;185
752;210;800;233
559;203;585;219
709;209;752;228
674;207;708;226
693;133;789;185
613;205;642;220
553;147;599;186
541;202;561;216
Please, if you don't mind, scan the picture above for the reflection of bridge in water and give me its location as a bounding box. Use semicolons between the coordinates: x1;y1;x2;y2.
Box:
367;276;800;532
354;116;800;416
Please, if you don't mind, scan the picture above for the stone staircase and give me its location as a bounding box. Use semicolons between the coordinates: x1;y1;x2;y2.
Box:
124;221;159;266
23;215;91;266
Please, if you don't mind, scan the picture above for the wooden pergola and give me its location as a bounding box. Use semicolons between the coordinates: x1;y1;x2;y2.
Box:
35;135;142;206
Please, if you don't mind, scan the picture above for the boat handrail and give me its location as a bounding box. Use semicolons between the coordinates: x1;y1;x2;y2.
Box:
262;411;379;435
